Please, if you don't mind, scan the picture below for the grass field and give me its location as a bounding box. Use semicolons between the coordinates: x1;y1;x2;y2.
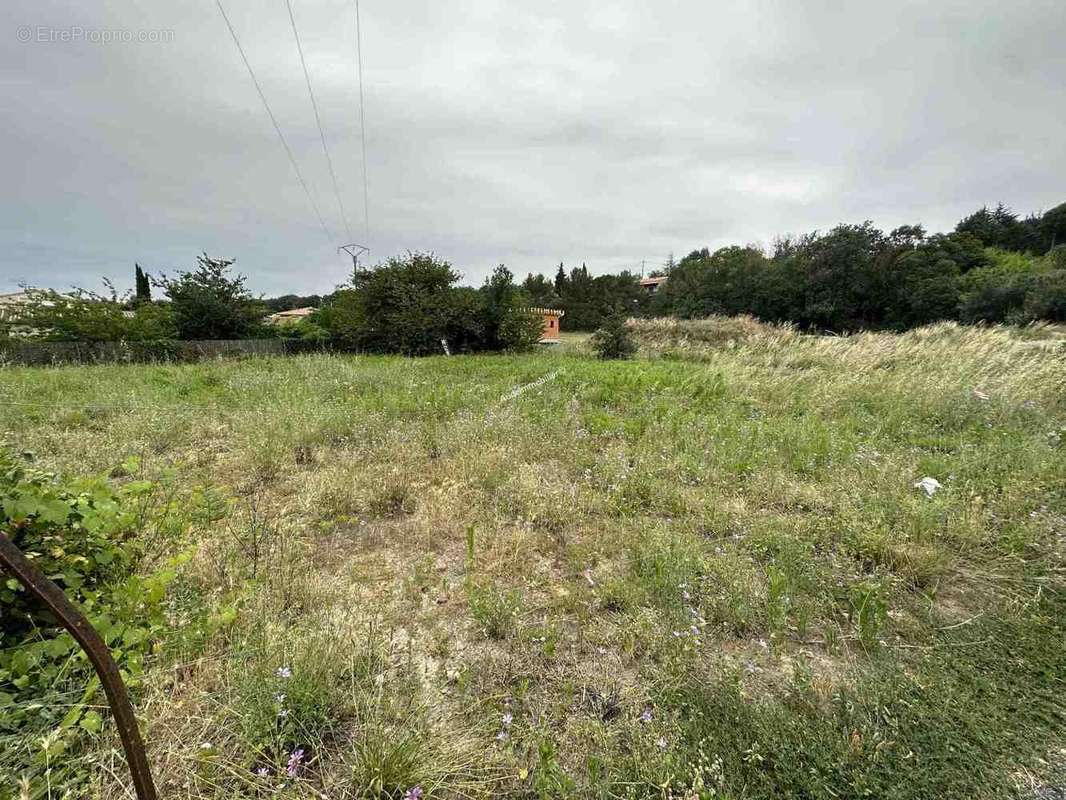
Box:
2;319;1065;799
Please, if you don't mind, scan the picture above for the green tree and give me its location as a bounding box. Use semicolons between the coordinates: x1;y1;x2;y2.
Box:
554;262;568;294
1040;203;1066;252
561;263;599;330
481;265;542;351
155;253;261;339
956;249;1046;323
956;204;1039;253
134;264;151;304
795;223;890;331
498;306;544;351
882;247;960;328
590;311;636;359
1022;270;1066;322
320;252;479;355
522;273;559;307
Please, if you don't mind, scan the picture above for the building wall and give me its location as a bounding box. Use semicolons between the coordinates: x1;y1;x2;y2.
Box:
540;311;561;342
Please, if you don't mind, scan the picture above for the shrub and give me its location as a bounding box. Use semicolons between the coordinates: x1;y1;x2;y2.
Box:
155;253;263;339
498;306;544;352
591;313;637;359
1022;270;1066;322
8;288;177;342
321;253;473;356
480;264;544;351
0;449;184;796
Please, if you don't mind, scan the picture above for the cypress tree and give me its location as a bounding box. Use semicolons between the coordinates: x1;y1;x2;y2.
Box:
134;264;151;303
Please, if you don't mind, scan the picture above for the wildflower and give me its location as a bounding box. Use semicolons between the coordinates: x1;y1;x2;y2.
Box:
254;766;270;777
656;736;668;750
276;666;292;679
639;705;653;723
286;747;304;778
404;786;424;800
274;692;287;704
496;730;510;742
501;712;513;727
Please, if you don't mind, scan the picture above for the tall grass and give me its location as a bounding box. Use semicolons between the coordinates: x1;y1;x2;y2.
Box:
2;319;1064;798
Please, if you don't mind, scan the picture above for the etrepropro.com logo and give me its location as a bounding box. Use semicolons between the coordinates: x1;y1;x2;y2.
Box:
16;26;175;44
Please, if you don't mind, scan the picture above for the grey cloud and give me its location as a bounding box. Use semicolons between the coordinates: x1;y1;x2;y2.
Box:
2;0;1063;295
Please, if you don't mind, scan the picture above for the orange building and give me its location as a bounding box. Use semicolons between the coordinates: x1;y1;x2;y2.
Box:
531;307;564;343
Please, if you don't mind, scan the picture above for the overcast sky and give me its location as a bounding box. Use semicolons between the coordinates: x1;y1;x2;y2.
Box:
2;0;1064;295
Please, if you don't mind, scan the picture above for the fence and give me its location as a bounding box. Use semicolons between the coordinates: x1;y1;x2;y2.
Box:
0;339;323;367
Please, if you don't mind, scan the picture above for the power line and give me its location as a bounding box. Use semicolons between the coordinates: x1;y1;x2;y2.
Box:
354;0;370;246
285;0;353;242
214;0;333;242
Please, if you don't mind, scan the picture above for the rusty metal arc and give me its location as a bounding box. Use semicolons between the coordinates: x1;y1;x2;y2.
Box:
0;533;158;800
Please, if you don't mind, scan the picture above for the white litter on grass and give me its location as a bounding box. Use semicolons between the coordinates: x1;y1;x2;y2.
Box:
914;477;942;497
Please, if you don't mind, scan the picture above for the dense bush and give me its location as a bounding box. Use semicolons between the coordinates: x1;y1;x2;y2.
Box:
591;313;637;359
318;253;475;355
8;289;177;342
482;265;544;351
316;253;543;355
155;253;267;340
0;448;187;795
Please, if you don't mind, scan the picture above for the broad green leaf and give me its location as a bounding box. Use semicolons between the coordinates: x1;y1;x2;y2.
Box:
80;710;103;734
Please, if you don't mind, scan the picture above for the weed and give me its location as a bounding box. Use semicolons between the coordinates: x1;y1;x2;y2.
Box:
466;581;523;640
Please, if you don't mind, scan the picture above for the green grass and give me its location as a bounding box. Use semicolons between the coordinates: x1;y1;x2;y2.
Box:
1;319;1065;798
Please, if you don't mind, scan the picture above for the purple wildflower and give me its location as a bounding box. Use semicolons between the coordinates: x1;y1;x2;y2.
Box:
286;748;304;778
403;786;424;800
501;712;513;727
496;730;510;742
639;705;653;723
276;666;292;679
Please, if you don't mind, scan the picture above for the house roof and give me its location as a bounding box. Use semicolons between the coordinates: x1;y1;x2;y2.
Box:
267;306;316;321
639;276;668;287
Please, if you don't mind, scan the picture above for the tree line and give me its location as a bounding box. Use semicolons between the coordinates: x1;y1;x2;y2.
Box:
2;253;544;355
518;200;1066;331
4;199;1063;350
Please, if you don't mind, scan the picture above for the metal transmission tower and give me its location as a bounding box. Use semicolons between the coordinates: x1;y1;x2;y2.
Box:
339;243;370;279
